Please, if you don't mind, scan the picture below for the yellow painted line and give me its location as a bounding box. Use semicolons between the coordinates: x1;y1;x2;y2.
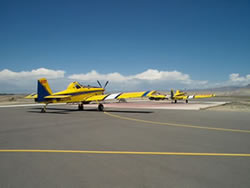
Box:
0;149;250;157
104;112;250;134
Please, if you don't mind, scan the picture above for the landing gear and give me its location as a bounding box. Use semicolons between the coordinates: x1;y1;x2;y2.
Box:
78;103;84;111
186;100;188;103
98;103;104;111
174;100;177;103
41;104;47;113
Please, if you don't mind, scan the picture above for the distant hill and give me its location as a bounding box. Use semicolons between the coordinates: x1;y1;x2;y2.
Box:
186;84;250;96
244;84;250;89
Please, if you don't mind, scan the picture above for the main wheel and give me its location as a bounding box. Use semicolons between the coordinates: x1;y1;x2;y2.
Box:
78;104;84;111
186;100;188;103
98;104;104;111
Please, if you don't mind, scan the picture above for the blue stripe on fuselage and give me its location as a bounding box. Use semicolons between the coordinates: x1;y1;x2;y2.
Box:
142;91;151;97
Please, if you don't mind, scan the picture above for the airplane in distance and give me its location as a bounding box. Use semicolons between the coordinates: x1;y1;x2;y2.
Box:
25;78;155;113
148;89;215;103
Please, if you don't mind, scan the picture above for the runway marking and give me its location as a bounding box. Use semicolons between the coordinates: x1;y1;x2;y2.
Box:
0;149;250;157
104;112;250;134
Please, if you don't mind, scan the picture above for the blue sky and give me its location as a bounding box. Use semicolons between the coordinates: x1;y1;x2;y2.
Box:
0;0;250;92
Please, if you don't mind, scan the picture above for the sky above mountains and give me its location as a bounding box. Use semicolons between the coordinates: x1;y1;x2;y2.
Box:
0;0;249;93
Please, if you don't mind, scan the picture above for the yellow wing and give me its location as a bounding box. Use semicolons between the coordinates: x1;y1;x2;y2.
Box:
192;94;215;99
85;91;155;102
175;94;215;100
85;94;109;101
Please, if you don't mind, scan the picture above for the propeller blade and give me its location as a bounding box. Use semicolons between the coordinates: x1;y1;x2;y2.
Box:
170;89;174;99
104;81;109;89
97;80;102;88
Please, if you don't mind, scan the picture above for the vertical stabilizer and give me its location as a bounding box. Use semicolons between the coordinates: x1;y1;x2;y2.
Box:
37;78;53;102
175;90;180;96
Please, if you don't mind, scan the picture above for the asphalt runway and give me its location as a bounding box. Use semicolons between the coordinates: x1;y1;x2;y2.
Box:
1;103;250;188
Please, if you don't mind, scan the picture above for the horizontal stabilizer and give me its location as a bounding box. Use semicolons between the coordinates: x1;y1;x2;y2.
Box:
25;93;37;99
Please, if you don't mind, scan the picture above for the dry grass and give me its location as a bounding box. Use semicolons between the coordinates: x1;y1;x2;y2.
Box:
0;94;33;105
207;101;250;112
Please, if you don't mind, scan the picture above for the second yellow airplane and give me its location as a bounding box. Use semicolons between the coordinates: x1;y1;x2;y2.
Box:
26;78;156;112
148;89;215;103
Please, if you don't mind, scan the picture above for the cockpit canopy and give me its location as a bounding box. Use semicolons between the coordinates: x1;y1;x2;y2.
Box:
67;81;102;90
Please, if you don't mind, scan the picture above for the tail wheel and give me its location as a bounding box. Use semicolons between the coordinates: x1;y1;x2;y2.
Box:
41;104;47;113
41;108;46;113
98;104;104;111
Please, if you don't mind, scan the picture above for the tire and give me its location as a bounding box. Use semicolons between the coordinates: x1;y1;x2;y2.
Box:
78;104;84;111
98;104;104;111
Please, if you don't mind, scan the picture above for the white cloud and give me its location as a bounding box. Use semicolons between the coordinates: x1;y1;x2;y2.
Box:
0;68;65;80
69;70;127;82
1;67;249;93
69;69;206;83
68;69;208;91
0;68;65;93
203;73;250;89
229;73;250;84
133;69;189;81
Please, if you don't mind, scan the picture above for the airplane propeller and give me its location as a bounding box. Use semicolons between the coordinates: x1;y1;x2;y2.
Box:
97;80;102;88
103;81;109;89
170;89;174;99
97;80;109;89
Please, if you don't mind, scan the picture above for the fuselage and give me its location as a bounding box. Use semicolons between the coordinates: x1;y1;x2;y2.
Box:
53;87;105;103
36;81;105;104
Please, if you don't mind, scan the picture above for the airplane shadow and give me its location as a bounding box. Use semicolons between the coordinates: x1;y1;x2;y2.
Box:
27;110;70;115
27;107;77;114
27;107;153;114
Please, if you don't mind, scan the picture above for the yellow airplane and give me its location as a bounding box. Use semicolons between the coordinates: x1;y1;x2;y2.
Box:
148;91;168;101
170;89;215;103
25;78;155;112
148;89;215;103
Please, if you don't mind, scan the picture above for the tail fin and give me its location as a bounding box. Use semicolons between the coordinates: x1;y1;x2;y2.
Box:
37;78;53;102
175;90;180;95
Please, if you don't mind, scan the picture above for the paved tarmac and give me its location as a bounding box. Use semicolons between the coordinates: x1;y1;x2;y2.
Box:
0;103;250;188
